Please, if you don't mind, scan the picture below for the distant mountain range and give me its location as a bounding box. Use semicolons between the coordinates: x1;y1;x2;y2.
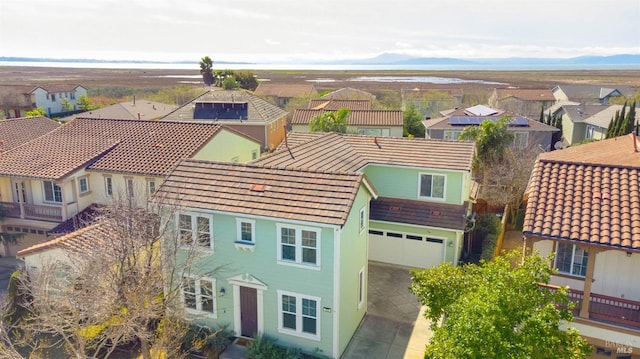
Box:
1;54;639;67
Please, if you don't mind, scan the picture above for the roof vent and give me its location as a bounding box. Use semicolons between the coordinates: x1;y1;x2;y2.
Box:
154;143;164;148
250;184;266;192
430;210;442;216
390;206;401;212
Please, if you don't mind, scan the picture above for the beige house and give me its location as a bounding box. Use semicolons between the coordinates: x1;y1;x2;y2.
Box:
523;134;640;356
488;88;555;119
0;117;261;256
254;83;317;107
162;89;288;151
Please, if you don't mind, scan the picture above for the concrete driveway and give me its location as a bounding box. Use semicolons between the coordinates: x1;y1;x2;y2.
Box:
341;262;433;359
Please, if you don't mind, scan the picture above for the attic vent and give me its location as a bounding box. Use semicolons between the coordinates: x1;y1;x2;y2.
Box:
250;184;266;192
390;206;401;212
430;210;442;216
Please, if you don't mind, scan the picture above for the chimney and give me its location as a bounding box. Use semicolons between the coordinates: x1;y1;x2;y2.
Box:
138;113;141;120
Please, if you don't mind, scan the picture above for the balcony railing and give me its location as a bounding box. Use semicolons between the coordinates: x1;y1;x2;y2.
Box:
543;283;640;329
1;202;63;222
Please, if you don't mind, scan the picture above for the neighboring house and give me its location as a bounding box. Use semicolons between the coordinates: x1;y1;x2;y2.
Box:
523;134;640;355
307;99;371;111
30;84;88;117
154;159;377;358
551;104;640;146
254;83;317;107
290;109;404;137
320;87;376;101
59;98;177;122
0;117;261;256
422;105;560;151
262;132;477;269
0;116;60;153
488;88;555;119
162;89;288;151
401;87;464;120
552;84;634;105
0;86;35;119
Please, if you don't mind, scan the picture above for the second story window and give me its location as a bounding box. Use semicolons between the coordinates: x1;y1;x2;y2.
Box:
43;181;62;203
104;177;113;196
419;173;446;200
554;242;588;277
147;179;156;196
236;218;255;244
277;224;320;268
178;213;213;249
78;176;89;194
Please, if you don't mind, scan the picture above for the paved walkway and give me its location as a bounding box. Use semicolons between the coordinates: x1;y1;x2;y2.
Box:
341;262;433;359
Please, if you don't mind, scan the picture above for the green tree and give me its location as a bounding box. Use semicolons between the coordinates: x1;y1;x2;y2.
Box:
222;76;240;90
77;95;96;111
459;116;514;162
24;107;46;117
61;98;74;112
199;56;214;86
410;250;592;359
403;103;425;138
234;71;259;91
213;70;234;87
309;108;350;133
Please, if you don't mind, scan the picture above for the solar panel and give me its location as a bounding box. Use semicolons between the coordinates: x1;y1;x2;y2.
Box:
509;117;529;126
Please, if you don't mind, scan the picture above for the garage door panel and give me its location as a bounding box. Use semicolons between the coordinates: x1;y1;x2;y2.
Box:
369;229;444;268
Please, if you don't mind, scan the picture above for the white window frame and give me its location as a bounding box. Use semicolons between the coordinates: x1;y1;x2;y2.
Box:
177;212;214;250
147;179;156;196
554;242;588;277
276;223;321;270
358;267;365;309
235;218;256;251
125;177;135;199
78;176;89;194
104;176;113;197
512;131;529;148
182;274;217;318
443;130;462;141
359;207;366;233
43;181;62;203
585;125;596;140
418;173;446;200
277;290;321;341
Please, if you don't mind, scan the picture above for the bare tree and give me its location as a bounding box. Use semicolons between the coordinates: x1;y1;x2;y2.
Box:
3;190;222;358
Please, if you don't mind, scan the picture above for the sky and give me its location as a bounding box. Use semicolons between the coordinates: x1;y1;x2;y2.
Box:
1;0;639;63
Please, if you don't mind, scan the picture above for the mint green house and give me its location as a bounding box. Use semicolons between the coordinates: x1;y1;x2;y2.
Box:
259;132;477;268
155;160;377;358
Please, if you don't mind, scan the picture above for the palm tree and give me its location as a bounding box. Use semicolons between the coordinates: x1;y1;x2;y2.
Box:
199;56;214;86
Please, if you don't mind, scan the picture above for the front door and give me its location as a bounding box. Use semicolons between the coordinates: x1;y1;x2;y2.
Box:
240;287;258;337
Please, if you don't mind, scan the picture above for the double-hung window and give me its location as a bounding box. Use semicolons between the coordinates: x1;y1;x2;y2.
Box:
236;218;255;243
147;179;156;196
444;130;462;141
78;176;89;194
182;275;216;317
512;132;529;148
43;181;62;203
277;290;320;340
277;224;320;268
359;207;366;233
419;173;446;200
104;176;113;196
178;213;213;249
554;242;588;277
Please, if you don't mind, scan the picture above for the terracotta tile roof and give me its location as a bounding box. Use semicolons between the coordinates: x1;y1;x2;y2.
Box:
59;99;177;122
154;159;376;226
523;134;640;251
494;88;555;101
320;87;375;101
31;84;85;93
48;203;102;236
17;222;110;257
0;118;225;179
308;99;371;110
162;89;287;124
0;116;60;152
254;83;316;98
291;109;403;126
370;197;467;230
257;132;475;172
275;132;326;152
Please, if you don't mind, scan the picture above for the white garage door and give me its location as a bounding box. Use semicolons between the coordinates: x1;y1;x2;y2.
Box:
368;229;445;268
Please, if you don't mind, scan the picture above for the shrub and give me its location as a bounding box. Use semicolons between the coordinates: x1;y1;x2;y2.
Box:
182;323;234;359
246;335;301;359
